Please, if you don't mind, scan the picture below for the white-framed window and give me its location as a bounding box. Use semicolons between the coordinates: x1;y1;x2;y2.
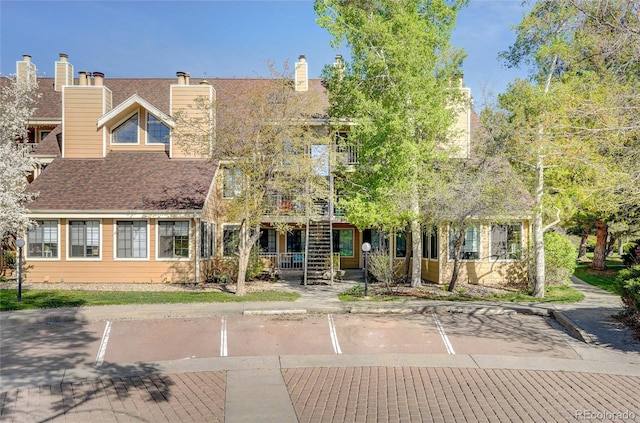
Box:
146;113;170;144
200;222;209;258
333;229;354;257
27;220;59;259
448;225;480;260
222;224;240;257
116;220;148;259
69;220;101;258
112;112;139;144
490;223;523;260
158;221;190;259
222;166;242;199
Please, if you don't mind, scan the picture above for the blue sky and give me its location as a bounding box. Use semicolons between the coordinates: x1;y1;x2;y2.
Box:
1;0;530;108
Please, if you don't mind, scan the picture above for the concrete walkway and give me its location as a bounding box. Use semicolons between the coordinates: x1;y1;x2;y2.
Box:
1;272;639;422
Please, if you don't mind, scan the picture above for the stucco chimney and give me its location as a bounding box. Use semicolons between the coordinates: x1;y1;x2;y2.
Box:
295;55;308;92
54;53;74;92
16;54;37;86
176;71;186;85
333;54;344;79
93;72;104;86
185;72;191;85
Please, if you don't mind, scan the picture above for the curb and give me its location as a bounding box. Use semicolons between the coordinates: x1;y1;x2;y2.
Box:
552;310;593;344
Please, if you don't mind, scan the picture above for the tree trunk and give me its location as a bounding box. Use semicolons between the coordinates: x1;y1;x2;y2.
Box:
577;226;589;261
531;157;546;298
590;220;608;270
606;233;616;258
448;228;465;292
403;224;412;282
235;222;261;296
410;219;422;288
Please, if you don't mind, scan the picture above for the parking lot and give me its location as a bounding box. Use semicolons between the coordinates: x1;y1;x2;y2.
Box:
0;312;581;374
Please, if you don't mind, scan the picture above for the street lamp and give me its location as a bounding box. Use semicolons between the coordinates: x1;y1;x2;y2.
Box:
16;238;25;301
362;242;371;297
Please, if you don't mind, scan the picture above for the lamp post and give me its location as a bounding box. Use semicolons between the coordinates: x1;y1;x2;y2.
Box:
362;242;371;297
16;239;25;301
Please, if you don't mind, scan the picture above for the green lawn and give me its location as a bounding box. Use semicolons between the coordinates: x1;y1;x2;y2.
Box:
339;285;584;303
0;289;299;311
573;265;619;293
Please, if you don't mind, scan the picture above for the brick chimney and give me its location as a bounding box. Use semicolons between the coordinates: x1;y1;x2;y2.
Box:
54;53;74;92
295;55;308;92
16;54;37;86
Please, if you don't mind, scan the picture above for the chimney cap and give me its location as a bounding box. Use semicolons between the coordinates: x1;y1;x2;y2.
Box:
22;54;32;62
176;71;186;77
59;53;69;59
298;55;306;61
199;79;210;85
93;71;104;78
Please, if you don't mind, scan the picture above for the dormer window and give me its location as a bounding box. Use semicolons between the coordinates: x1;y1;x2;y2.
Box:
147;113;170;144
113;113;139;143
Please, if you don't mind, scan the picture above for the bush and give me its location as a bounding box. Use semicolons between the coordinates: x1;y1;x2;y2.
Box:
614;265;640;314
366;248;396;289
544;231;578;286
3;251;16;269
586;237;597;253
622;239;640;267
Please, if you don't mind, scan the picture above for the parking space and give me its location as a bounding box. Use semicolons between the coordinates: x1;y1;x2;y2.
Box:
332;313;448;354
437;313;581;358
1;312;583;376
226;314;335;356
103;318;221;364
0;321;104;374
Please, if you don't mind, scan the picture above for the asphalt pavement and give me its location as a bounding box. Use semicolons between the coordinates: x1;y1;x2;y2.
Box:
1;271;639;422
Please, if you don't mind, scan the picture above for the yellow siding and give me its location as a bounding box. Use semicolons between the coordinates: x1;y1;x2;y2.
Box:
63;87;111;158
26;218;196;284
170;84;214;158
448;87;471;159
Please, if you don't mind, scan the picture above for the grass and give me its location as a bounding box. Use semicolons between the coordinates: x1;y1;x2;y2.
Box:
0;289;299;311
339;284;584;303
573;265;619;293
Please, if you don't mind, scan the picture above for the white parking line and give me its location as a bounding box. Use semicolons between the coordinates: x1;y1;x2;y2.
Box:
220;316;228;357
327;314;342;354
96;320;112;366
432;314;455;355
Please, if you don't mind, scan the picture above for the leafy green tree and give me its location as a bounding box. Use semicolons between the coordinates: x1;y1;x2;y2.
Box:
485;0;640;296
174;62;328;295
315;0;468;287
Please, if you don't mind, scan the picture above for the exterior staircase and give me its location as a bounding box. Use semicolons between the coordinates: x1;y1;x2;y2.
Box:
304;218;333;285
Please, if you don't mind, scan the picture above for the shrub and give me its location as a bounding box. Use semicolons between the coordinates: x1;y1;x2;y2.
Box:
3;251;16;269
622;239;640;267
614;265;640;314
586;237;597;253
544;231;578;286
366;248;395;290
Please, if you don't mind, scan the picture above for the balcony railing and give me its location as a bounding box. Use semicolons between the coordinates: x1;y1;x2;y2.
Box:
258;252;341;270
336;143;358;165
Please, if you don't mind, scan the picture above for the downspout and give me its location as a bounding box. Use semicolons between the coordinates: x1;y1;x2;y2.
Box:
195;217;201;283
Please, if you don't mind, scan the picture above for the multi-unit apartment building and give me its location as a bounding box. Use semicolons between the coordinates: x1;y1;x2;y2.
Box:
12;53;530;286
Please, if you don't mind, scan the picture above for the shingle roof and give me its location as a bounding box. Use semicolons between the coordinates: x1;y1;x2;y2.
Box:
26;151;217;212
31;124;61;156
30;77;328;120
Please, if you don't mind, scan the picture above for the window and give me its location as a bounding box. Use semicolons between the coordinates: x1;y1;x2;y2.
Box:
210;223;216;258
200;222;209;258
223;167;242;198
395;231;407;258
286;229;306;253
158;221;189;258
38;130;51;141
422;231;429;259
363;229;388;251
449;225;480;260
491;223;522;260
223;225;240;256
430;228;439;260
27;220;58;258
69;220;100;258
311;144;329;176
113;113;139;143
259;228;277;253
147;113;170;144
116;221;147;258
332;229;354;256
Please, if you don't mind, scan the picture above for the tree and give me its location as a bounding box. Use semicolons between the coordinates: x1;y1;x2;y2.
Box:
174;62;328;295
486;0;640;296
315;0;468;287
0;76;39;241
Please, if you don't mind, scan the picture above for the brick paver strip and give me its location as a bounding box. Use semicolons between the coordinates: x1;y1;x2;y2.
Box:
0;371;226;423
283;367;640;423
